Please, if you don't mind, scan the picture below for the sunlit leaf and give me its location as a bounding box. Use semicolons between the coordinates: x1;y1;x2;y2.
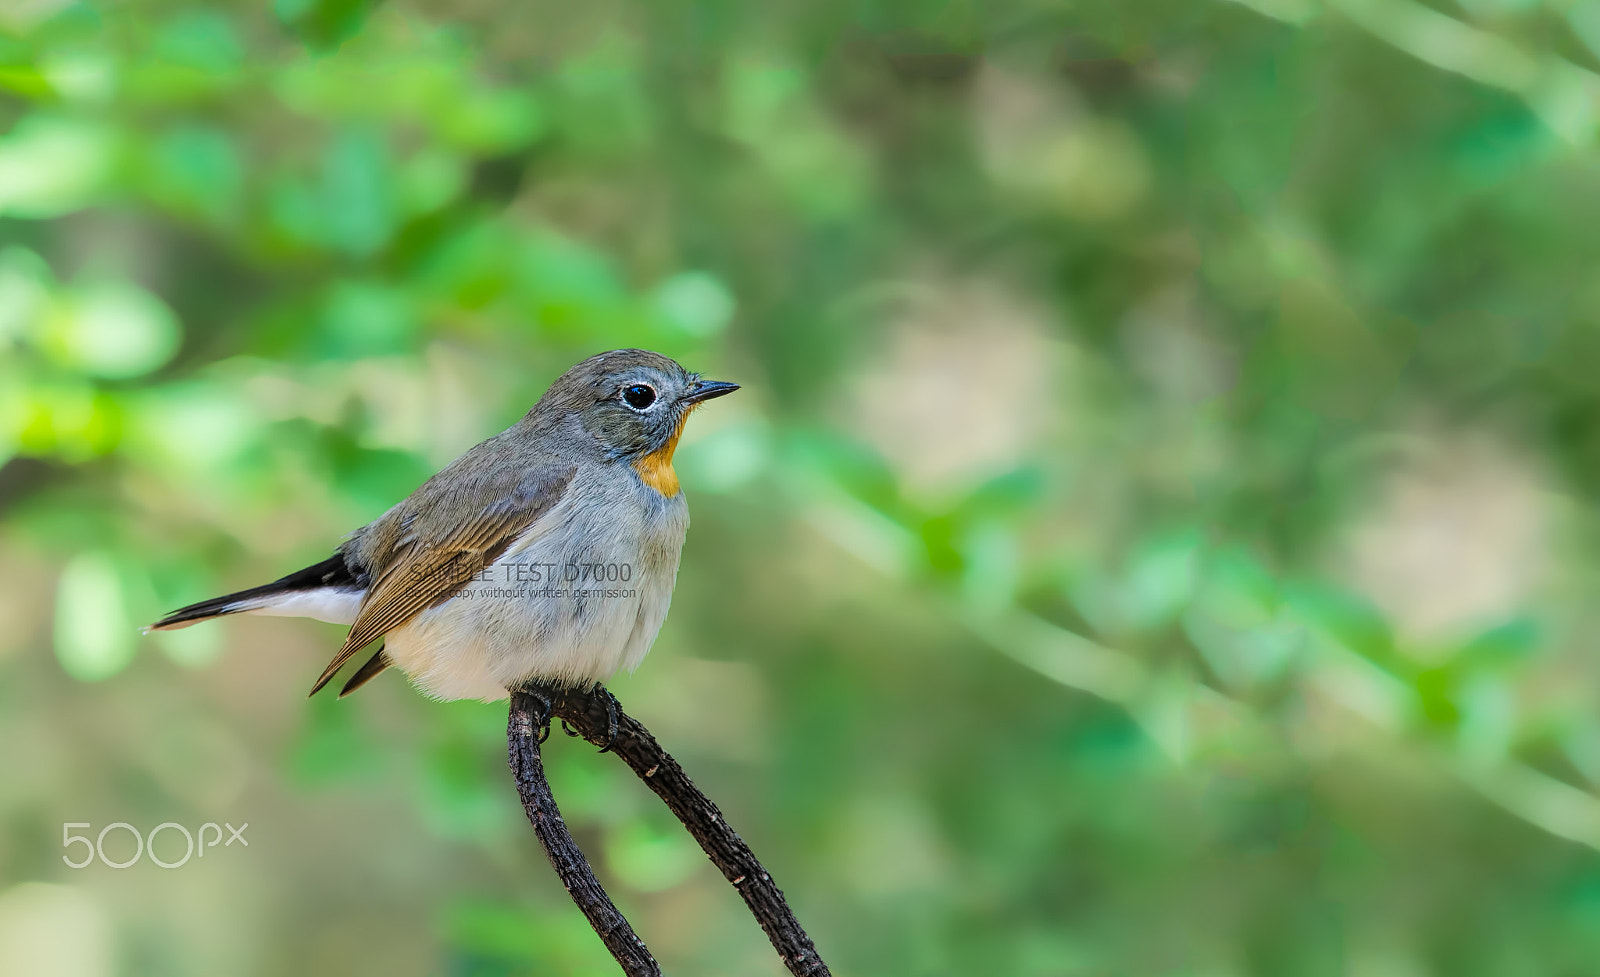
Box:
46;280;180;379
0;115;112;218
53;550;135;681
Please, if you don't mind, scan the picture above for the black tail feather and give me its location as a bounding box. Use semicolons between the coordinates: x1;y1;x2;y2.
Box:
147;553;363;631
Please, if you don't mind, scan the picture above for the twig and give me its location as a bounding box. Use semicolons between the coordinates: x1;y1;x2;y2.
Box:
538;682;833;977
507;689;661;977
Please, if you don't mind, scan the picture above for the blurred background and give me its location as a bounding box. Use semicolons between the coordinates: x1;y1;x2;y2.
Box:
4;0;1600;974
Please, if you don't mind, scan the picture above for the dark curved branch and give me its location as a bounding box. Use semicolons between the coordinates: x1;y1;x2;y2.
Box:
507;690;661;977
537;682;832;977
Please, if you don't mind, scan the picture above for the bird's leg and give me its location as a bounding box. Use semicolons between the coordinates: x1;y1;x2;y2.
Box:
512;684;555;743
526;680;619;750
591;683;620;753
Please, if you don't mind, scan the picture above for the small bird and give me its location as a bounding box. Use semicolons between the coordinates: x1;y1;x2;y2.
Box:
147;349;738;702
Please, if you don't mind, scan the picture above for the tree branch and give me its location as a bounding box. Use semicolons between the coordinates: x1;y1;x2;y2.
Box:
507;689;661;977
537;682;833;977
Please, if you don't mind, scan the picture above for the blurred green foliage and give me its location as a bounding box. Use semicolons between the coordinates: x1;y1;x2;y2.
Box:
5;0;1600;974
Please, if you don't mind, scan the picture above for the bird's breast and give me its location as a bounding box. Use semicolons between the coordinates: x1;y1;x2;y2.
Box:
384;466;690;700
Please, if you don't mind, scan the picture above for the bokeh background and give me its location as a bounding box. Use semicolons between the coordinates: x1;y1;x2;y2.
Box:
4;0;1600;973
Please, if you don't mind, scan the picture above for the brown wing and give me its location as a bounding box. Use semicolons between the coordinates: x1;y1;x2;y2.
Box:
308;464;576;696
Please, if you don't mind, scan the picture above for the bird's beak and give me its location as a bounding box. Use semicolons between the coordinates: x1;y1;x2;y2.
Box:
682;380;740;404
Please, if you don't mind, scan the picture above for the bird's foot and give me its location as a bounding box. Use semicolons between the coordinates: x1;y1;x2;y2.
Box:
513;685;555;744
592;683;620;753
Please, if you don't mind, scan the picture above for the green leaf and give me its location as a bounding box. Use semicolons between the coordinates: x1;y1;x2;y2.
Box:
0;115;112;218
46;279;181;379
53;550;135;681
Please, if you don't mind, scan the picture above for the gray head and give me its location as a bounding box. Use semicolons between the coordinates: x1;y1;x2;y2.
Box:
532;349;739;459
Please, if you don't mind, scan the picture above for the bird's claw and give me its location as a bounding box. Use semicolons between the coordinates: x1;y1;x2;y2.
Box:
594;684;620;754
516;685;555;744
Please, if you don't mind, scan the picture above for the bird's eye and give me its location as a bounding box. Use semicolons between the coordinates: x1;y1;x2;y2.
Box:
622;384;657;410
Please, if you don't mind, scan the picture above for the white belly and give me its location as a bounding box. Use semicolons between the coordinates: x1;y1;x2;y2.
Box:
382;484;690;701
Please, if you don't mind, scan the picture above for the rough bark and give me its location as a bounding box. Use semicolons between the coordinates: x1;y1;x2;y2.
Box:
535;682;832;977
507;689;662;976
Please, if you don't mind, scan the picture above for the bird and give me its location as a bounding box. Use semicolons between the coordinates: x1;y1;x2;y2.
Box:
146;349;738;702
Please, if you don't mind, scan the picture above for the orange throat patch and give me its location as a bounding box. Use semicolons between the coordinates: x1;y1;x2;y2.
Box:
633;409;694;497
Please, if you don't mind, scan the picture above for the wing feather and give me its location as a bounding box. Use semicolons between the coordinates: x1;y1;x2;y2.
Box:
308;463;576;696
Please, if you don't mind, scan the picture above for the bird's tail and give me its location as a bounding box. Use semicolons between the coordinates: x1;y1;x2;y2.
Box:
145;553;362;632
